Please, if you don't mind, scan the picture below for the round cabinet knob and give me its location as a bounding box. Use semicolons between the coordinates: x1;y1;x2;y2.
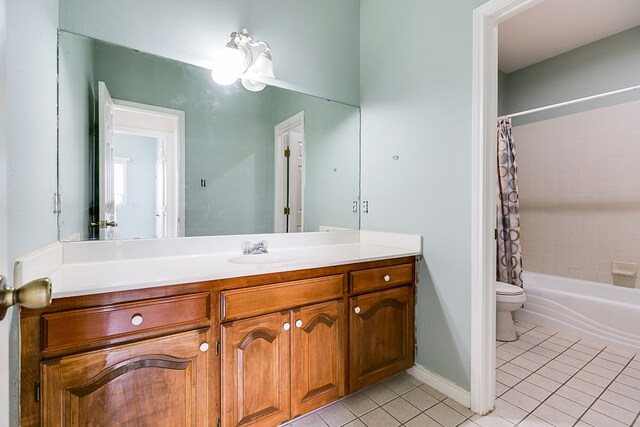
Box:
283;322;291;331
354;306;361;314
383;275;390;282
131;314;143;326
295;320;303;328
199;342;209;352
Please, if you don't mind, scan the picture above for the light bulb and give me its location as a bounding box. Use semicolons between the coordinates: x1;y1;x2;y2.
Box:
211;45;251;86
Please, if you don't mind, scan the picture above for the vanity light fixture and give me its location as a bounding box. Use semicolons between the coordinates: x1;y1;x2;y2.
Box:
211;28;275;92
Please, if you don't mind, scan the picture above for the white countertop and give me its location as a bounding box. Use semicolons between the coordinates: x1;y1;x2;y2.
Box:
15;230;422;298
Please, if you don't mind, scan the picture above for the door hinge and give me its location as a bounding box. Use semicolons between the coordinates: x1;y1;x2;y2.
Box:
284;148;290;158
352;200;358;213
90;220;119;228
494;228;498;240
216;417;221;427
34;380;40;403
215;339;221;357
53;193;61;214
283;207;290;215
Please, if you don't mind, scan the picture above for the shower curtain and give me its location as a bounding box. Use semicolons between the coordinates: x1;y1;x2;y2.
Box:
497;118;523;287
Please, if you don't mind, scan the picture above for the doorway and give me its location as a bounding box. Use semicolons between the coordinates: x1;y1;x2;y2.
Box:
472;0;640;414
96;84;185;240
274;112;305;233
470;0;547;414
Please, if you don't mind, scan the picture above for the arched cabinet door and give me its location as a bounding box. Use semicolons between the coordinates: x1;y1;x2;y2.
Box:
40;329;211;426
349;286;415;391
291;300;345;418
221;311;291;427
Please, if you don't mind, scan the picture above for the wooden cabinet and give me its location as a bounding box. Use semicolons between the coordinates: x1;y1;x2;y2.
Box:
41;328;211;426
21;257;416;427
221;299;345;427
221;311;291;427
291;300;345;418
349;282;414;391
41;292;211;357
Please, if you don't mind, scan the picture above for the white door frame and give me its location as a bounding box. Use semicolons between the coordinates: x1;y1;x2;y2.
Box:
112;99;186;238
470;0;545;414
274;111;305;233
0;0;9;423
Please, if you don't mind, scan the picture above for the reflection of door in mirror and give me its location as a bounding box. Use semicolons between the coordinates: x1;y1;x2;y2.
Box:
96;82;185;240
275;112;305;233
97;82;116;240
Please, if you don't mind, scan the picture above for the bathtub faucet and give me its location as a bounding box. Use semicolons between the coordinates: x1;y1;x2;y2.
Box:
241;240;269;255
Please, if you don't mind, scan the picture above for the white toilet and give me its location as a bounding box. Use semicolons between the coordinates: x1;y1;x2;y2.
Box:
496;281;526;342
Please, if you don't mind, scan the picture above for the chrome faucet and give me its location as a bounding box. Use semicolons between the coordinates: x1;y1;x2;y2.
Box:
242;240;269;255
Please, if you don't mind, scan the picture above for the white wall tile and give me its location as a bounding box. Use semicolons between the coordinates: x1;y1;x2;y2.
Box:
516;100;640;285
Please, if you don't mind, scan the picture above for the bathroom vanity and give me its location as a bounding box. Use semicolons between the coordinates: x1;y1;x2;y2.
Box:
18;231;420;426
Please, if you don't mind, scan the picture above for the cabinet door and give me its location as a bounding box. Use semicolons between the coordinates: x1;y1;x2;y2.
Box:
221;311;291;427
349;286;414;391
40;329;210;427
291;300;345;418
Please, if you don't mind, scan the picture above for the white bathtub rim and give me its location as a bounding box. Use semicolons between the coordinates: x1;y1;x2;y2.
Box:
524;292;639;340
520;300;638;346
523;271;640;303
527;296;638;341
515;309;640;354
517;271;640;354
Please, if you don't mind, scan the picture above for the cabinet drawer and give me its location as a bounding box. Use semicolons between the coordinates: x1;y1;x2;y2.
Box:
221;274;344;321
42;292;211;356
350;263;413;294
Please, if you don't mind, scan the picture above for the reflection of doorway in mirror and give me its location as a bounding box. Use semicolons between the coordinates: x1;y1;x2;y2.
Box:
274;112;305;233
112;135;158;240
109;97;185;239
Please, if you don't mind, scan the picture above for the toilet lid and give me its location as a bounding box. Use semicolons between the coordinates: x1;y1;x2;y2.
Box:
496;281;524;295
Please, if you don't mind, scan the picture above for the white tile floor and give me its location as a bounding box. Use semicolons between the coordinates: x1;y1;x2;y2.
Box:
283;321;640;426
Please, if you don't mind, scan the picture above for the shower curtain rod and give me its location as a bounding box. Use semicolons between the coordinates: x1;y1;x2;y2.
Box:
498;84;640;120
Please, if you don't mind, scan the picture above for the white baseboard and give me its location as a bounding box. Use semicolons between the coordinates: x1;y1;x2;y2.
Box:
407;364;471;409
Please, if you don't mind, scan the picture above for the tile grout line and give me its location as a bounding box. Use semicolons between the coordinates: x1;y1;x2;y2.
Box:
497;327;617;426
568;345;623;427
299;324;639;427
503;326;638;427
342;377;452;427
572;352;640;427
511;332;603;426
500;323;639;427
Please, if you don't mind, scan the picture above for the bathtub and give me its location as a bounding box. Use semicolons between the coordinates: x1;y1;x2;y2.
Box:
514;271;640;354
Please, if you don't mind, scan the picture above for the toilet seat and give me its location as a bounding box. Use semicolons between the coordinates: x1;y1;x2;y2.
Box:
496;281;524;296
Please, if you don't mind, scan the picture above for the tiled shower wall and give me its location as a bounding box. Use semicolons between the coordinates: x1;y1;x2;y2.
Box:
515;100;640;286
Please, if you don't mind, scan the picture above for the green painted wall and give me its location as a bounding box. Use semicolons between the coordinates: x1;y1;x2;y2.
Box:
273;91;360;232
91;41;276;236
360;0;487;391
503;25;640;125
58;32;94;240
5;0;59;425
59;0;360;106
498;70;508;116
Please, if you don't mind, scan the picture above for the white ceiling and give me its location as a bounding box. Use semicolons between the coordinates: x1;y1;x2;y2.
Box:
498;0;640;73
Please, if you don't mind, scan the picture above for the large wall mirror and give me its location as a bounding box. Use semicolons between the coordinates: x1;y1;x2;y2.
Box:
58;31;361;241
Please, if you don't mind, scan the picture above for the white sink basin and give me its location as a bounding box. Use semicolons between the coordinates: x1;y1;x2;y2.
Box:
227;253;295;265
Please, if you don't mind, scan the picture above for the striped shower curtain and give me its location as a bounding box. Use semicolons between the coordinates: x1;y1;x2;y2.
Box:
497;118;523;287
